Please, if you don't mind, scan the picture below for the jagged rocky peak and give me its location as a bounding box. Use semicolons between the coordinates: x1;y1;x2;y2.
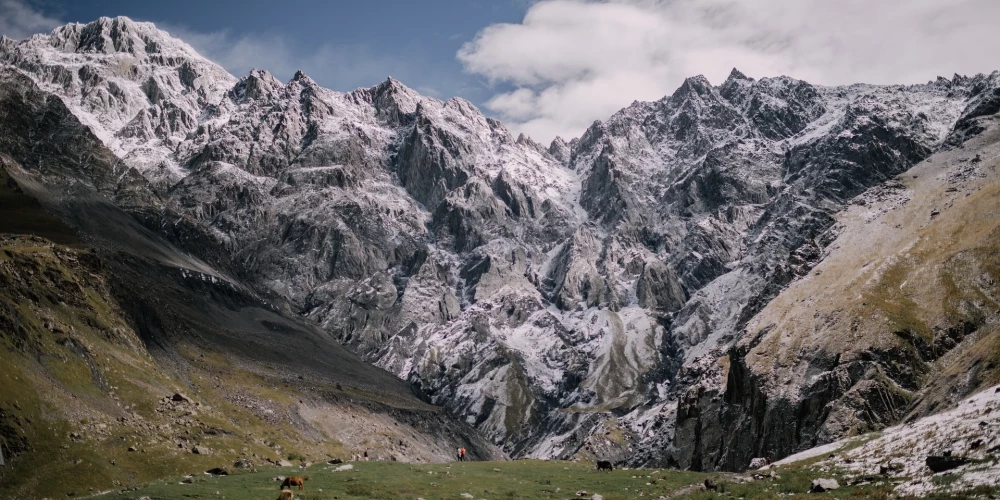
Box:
349;75;424;125
230;68;283;101
717;68;752;98
548;136;571;165
721;74;826;140
0;14;235;181
291;69;316;85
667;74;720;105
725;67;753;83
41;16;196;60
515;132;547;154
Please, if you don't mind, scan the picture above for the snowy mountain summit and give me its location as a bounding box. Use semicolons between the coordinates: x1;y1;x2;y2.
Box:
4;16;1000;471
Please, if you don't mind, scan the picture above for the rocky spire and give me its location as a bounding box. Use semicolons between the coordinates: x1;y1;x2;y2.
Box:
548;136;571;165
230;69;282;101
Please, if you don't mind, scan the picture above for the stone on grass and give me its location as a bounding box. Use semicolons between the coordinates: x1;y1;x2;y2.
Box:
810;478;840;492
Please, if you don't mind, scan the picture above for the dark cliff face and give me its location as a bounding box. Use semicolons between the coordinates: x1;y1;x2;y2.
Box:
666;77;1000;471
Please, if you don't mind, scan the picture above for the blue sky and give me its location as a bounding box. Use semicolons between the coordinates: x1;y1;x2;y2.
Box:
7;0;530;105
3;0;998;142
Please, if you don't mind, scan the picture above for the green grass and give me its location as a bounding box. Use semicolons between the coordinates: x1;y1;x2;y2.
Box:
0;239;348;499
88;459;934;500
97;460;713;500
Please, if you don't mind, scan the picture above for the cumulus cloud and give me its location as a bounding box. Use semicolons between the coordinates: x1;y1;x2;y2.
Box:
0;0;61;40
459;0;1000;143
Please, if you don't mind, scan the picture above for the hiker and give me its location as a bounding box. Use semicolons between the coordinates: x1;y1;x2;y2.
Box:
458;447;466;461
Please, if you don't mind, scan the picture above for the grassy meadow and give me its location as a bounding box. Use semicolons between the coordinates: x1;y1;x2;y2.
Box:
93;459;905;500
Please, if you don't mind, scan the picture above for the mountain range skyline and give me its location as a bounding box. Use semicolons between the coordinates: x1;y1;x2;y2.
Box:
2;0;999;143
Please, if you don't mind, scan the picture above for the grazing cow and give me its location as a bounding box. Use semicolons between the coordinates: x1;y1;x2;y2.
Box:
596;460;613;471
276;490;294;500
704;479;718;491
280;476;307;490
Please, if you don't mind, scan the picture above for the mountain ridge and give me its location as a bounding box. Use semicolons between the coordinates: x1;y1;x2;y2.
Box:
3;15;1000;476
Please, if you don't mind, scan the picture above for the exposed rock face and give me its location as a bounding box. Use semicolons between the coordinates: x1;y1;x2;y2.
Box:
0;17;235;189
671;119;1000;471
4;17;1000;470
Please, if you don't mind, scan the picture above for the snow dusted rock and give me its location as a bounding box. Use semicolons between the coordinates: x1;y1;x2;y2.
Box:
0;17;235;187
548;136;572;166
6;17;1000;470
670;113;1000;471
776;384;1000;497
809;478;839;492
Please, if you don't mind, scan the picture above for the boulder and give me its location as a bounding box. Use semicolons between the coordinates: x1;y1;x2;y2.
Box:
926;455;970;473
171;393;191;403
810;478;840;492
879;462;904;475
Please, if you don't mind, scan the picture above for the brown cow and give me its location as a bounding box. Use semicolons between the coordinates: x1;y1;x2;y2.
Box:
280;476;307;490
276;490;294;500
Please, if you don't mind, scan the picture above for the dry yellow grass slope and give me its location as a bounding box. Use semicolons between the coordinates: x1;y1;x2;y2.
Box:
742;116;1000;435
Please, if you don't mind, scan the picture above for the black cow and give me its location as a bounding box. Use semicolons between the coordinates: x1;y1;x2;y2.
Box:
596;460;613;471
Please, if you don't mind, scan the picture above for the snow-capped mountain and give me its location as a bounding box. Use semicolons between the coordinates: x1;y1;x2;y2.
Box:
0;17;235;188
4;16;1000;470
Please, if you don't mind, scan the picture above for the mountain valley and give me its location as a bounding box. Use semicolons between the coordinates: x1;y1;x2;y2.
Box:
1;15;1000;498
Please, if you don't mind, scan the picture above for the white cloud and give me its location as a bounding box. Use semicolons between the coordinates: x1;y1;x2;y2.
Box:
459;0;1000;143
0;0;61;40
